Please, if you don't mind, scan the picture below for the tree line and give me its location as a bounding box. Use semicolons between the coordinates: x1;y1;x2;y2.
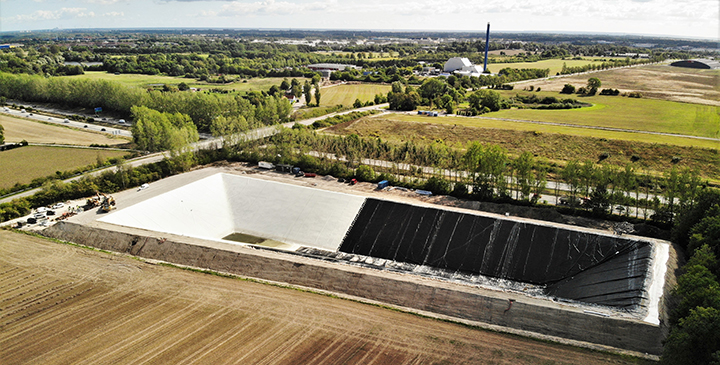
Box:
0;72;292;133
218;126;705;225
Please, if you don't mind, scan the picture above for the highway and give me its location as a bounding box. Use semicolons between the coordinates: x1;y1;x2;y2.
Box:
1;105;132;138
0;103;388;204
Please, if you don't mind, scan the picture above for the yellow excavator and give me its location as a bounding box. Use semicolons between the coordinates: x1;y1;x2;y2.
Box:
99;193;116;213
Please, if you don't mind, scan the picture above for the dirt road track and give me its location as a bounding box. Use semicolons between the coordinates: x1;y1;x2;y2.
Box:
0;231;652;365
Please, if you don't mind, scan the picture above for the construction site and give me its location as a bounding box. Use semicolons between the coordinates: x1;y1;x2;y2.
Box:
9;163;674;359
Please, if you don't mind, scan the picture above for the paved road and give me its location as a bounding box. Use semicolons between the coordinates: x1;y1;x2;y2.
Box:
0;104;388;204
1;105;131;138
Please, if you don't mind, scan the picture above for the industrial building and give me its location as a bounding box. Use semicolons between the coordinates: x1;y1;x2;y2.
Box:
670;59;720;69
306;63;361;78
443;57;485;77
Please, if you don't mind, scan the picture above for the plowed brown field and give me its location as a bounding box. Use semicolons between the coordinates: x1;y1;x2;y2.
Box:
0;230;651;365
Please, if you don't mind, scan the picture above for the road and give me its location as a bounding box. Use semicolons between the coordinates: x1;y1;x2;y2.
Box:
1;105;131;138
0;99;666;219
0;103;389;205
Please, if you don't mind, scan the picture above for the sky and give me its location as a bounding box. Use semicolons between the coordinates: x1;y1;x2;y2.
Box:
0;0;718;40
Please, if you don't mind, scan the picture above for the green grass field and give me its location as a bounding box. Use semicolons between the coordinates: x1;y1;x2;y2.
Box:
487;59;608;75
490;91;720;139
320;83;391;107
0;146;129;189
331;115;720;182
65;72;303;93
389;114;720;150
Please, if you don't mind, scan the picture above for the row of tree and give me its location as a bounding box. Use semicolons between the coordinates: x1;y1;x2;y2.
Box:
0;72;292;133
661;191;720;364
220;127;703;223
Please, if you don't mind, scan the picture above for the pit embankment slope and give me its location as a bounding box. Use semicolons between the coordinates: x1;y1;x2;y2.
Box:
43;221;665;355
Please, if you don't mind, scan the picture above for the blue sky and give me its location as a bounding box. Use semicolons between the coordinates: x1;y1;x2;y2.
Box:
0;0;717;39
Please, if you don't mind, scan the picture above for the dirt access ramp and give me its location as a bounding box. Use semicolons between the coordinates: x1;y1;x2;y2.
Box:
0;230;656;365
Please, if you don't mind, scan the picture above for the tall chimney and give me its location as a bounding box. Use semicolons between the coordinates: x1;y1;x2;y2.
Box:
483;22;490;73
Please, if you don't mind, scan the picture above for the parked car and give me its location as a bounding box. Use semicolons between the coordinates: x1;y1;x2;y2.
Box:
52;202;65;209
27;217;37;224
118;119;125;124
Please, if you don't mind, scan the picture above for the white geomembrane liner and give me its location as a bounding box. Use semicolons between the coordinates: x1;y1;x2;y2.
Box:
99;173;366;251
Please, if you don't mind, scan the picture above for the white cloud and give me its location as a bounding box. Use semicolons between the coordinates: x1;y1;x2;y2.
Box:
219;0;314;16
84;0;126;4
102;11;125;17
8;7;96;22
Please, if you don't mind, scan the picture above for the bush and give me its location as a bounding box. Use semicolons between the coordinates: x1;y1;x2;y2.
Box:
560;84;576;94
355;165;376;182
599;88;620;96
451;182;469;198
423;177;451;195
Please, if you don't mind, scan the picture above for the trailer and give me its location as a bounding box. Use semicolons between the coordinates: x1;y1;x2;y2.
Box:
258;161;274;169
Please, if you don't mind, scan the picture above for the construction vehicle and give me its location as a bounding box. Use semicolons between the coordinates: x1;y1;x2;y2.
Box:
99;194;116;213
85;192;103;209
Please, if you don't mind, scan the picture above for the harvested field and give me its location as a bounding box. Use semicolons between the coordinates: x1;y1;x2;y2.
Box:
0;230;652;365
519;64;720;106
0;146;129;189
320;83;391;107
328;117;720;181
0;114;129;146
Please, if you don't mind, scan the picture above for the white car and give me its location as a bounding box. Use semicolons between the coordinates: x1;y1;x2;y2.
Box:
138;183;149;191
52;202;65;209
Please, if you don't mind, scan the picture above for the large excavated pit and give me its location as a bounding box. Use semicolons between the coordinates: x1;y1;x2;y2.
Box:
44;170;672;355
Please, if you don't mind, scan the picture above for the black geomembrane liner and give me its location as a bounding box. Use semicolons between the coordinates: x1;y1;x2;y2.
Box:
339;198;652;308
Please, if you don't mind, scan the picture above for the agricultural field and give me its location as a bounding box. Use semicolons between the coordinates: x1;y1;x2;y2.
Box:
518;64;720;106
0;230;652;365
487;58;610;76
0;114;129;146
65;71;296;93
320;83;391;107
0;146;129;189
328;115;720;182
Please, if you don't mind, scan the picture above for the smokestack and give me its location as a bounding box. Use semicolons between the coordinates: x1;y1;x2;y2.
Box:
483;22;490;74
